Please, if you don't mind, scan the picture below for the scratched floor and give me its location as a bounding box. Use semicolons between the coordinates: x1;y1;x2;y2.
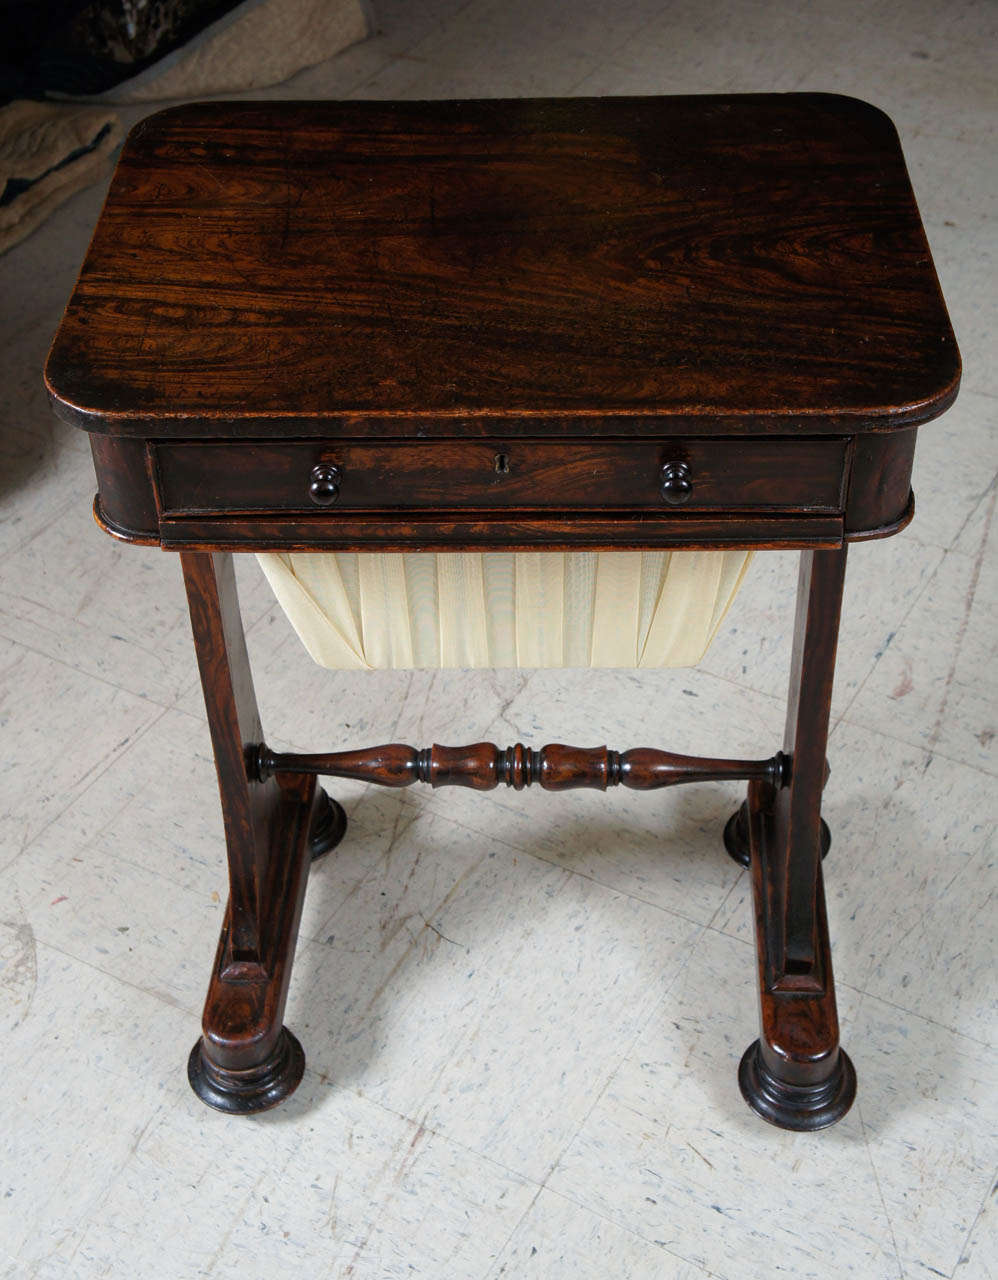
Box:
1;1;995;1277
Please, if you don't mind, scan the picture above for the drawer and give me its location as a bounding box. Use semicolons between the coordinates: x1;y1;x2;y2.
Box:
153;437;848;516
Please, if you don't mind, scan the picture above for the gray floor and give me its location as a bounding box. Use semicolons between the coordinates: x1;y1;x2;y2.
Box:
1;1;996;1277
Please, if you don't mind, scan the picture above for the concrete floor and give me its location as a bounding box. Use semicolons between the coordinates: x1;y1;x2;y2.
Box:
1;1;995;1276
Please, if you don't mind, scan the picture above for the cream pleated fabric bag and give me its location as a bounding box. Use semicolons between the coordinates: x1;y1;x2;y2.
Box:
257;550;751;670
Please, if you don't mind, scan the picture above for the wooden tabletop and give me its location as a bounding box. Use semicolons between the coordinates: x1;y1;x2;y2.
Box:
46;94;959;438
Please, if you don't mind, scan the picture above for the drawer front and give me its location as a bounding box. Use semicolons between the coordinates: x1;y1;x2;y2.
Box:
153;438;848;516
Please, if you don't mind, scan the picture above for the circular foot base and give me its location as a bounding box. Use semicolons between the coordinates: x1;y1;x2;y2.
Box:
738;1039;856;1131
722;804;752;867
188;1026;305;1114
723;803;831;869
309;788;347;863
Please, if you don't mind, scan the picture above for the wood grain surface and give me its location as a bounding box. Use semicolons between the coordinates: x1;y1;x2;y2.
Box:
45;95;959;437
152;436;847;513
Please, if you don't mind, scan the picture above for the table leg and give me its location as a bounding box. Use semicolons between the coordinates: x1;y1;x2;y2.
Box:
733;547;856;1130
180;551;346;1112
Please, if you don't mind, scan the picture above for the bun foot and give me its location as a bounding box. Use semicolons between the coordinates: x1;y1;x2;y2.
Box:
724;801;829;869
309;788;347;863
188;1026;305;1114
738;1039;856;1131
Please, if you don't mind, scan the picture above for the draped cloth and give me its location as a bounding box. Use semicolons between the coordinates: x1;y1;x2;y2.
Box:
257;550;751;670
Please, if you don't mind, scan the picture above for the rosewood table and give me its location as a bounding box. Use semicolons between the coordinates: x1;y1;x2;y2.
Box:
45;94;960;1131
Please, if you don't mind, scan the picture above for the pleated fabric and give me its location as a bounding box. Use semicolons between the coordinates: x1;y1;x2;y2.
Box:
256;550;752;670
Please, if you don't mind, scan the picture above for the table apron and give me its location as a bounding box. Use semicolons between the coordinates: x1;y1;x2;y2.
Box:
87;428;920;549
152;511;845;552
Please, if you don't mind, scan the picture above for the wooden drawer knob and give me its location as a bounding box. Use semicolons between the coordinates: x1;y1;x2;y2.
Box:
660;461;693;505
308;463;342;506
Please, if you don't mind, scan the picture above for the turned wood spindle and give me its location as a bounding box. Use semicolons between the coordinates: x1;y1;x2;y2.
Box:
256;741;785;793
